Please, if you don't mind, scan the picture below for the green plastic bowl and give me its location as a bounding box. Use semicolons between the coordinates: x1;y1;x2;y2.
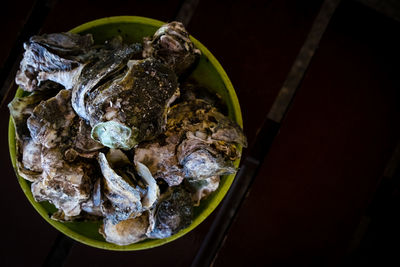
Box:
8;16;243;250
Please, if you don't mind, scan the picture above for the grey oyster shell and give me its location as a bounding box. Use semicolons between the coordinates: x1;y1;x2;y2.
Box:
88;58;179;150
135;161;160;210
147;187;193;239
32;147;93;216
97;150;160;225
185;176;220;206
168;99;247;160
134;141;185;186
98;152;143;224
135;97;246;185
26;89;103;158
15;32;93;92
27;89;76;148
143;21;201;75
177;138;235;180
71;42;141;122
100;212;150;246
8;83;60;181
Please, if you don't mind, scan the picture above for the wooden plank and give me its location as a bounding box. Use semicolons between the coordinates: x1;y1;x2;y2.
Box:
186;0;324;144
213;1;400;266
191;1;338;266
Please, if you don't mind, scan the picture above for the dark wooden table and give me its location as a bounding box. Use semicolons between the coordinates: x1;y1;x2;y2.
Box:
1;0;400;266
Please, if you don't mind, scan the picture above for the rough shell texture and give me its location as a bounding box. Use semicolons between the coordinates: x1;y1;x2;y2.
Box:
185;176;220;206
71;43;141;121
27;89;76;149
147;187;193;239
134;141;184;186
88;58;179;150
98;152;142;224
32;148;93;216
100;212;150;246
143;21;201;75
15;32;93;92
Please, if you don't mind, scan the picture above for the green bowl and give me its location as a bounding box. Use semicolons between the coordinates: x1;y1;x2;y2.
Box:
8;16;243;250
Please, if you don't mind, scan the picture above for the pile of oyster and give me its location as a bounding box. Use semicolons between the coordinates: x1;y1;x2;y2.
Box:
9;22;247;245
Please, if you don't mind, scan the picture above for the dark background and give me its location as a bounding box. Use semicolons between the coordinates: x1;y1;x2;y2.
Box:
1;0;400;266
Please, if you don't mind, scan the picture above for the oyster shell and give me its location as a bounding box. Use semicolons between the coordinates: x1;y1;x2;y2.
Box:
135;161;159;209
98;152;142;224
32;147;93;216
89;58;179;149
180;148;235;180
71;42;141;121
168;99;247;160
27;89;76;149
185;176;220;206
8;82;60;181
147;186;193;239
27;89;103;158
134;141;185;186
15;32;93;92
100;212;150;246
143;21;201;75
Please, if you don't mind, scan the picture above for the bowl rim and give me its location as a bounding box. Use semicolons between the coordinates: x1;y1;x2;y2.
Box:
8;15;243;251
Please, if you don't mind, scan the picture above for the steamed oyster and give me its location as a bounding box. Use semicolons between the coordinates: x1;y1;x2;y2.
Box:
168;99;247;160
143;21;201;75
89;58;179;150
134;96;246;186
16;32;93;92
178;142;235;180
